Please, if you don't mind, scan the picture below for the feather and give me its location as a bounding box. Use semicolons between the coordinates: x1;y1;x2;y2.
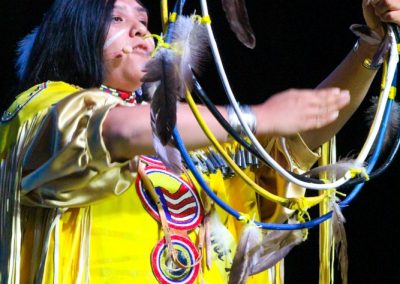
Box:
141;17;209;167
16;26;39;80
170;16;209;91
229;221;305;283
330;199;348;284
141;47;182;170
365;97;400;153
208;210;236;271
304;158;366;180
248;229;304;276
221;0;256;49
228;222;261;284
141;81;159;102
143;48;181;145
152;134;182;174
141;56;164;82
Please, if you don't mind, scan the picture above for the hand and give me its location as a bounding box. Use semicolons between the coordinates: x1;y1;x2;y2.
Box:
363;0;400;35
254;88;350;136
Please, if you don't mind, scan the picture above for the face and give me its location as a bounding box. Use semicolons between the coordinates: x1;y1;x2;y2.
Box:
103;0;155;91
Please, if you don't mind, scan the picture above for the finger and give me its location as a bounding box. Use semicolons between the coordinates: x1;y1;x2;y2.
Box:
329;90;350;110
319;110;340;126
383;0;400;9
304;110;340;131
381;10;400;24
291;90;322;111
301;111;329;130
372;1;385;15
302;113;321;130
315;87;341;99
314;89;350;113
304;88;340;109
363;0;382;31
315;88;345;107
373;0;398;16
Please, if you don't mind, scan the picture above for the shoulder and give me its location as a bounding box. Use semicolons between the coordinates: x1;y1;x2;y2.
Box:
1;81;124;124
1;81;81;123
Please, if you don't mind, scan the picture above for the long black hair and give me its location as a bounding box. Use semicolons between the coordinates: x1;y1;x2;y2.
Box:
18;0;116;92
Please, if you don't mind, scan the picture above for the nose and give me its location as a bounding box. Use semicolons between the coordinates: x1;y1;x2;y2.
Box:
129;19;147;37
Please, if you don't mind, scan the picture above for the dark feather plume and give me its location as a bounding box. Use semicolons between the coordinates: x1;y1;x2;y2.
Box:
141;16;209;171
142;48;181;145
142;48;183;172
228;223;261;284
229;224;304;283
221;0;256;49
141;81;159;102
248;229;304;276
152;134;183;173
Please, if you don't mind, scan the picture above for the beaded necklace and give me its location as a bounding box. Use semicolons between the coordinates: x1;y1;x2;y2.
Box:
100;85;143;104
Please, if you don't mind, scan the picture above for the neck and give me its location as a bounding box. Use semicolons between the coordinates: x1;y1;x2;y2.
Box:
100;84;143;104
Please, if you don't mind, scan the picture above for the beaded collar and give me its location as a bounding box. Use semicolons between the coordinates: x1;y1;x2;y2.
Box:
100;85;143;104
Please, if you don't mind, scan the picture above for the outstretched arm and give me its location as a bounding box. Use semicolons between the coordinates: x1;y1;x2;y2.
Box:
103;86;350;160
300;0;400;150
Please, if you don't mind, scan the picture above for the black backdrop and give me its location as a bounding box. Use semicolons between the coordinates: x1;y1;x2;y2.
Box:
1;1;399;283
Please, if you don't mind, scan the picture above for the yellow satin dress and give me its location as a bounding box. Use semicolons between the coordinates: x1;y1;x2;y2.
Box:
0;81;320;283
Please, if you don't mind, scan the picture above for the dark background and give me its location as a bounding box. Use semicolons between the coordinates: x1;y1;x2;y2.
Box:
1;1;399;283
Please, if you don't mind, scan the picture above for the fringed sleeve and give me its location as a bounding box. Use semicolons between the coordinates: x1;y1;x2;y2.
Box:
20;89;133;208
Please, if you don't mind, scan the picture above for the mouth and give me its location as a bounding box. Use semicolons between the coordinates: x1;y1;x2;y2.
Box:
123;44;151;56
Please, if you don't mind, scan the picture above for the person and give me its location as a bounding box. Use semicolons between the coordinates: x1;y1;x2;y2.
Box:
0;0;398;283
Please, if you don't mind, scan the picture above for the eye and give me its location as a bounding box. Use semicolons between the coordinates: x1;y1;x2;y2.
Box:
137;14;148;27
112;16;123;22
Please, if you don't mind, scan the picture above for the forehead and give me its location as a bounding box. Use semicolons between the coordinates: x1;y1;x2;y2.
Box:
113;0;148;15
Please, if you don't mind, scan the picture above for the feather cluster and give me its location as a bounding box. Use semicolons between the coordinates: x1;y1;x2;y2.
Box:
141;15;209;172
208;210;236;271
229;223;304;284
169;15;209;91
221;0;256;49
365;96;400;153
329;199;348;284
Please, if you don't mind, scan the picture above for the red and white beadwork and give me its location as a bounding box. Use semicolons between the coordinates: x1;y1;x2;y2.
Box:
136;159;203;231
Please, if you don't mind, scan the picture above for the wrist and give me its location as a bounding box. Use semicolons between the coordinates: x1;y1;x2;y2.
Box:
350;24;383;45
350;24;389;70
352;38;379;58
225;104;257;135
252;103;275;136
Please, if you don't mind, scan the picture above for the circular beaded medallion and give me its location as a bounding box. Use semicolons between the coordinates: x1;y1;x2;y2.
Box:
151;235;200;284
